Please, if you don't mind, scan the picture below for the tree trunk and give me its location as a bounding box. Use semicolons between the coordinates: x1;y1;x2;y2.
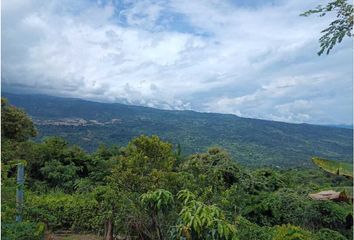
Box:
105;219;114;240
152;212;163;240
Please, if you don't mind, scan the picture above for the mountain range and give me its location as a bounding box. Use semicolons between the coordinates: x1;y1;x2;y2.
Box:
3;92;353;168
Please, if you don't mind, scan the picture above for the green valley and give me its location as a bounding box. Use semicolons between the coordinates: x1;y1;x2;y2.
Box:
3;93;353;168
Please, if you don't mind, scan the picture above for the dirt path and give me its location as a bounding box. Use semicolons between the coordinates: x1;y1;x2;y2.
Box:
45;232;102;240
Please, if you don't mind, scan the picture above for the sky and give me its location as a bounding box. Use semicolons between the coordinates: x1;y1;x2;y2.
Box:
2;0;353;125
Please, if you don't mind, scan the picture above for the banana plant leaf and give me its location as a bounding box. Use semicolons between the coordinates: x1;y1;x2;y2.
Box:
312;157;353;178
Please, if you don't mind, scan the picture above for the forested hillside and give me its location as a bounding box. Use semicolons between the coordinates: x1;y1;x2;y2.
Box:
2;98;353;240
4;93;353;168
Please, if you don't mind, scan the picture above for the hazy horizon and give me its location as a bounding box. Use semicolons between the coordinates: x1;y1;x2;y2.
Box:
3;91;353;128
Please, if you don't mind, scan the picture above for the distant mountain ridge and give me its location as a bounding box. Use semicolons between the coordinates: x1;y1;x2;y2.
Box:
3;92;353;168
325;124;353;129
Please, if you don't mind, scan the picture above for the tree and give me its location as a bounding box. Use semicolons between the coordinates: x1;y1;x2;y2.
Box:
24;137;91;192
1;98;37;166
110;135;177;193
1;99;46;240
93;186;119;240
106;136;181;239
141;189;174;240
180;148;244;203
1;98;37;142
173;190;237;240
301;0;353;55
244;189;308;227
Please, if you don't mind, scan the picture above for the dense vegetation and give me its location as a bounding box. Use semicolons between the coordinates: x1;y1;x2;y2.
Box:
3;93;353;168
2;99;353;240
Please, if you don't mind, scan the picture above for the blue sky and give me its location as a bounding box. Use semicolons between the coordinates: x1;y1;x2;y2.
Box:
2;0;353;124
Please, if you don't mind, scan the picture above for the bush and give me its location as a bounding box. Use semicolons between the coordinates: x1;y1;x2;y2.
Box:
306;201;351;230
272;224;314;240
25;192;100;232
1;221;45;240
235;216;272;240
316;228;347;240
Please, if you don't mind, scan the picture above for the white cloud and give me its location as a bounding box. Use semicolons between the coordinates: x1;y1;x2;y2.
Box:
206;72;352;124
2;0;352;124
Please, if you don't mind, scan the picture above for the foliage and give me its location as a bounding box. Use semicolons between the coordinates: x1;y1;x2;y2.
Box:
316;228;347;240
1;161;18;222
272;224;314;240
180;148;249;204
244;189;309;227
234;216;272;240
301;0;353;55
1;221;45;240
306;201;352;232
141;189;174;240
141;189;174;212
25;192;99;231
251;168;286;192
1;100;353;239
312;157;353;178
1;98;37;142
87;144;120;185
173;190;237;240
110;135;178;193
25;137;92;192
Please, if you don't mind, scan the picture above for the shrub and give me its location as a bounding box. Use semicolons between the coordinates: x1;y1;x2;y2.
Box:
1;221;45;240
272;224;314;240
25;192;100;232
235;216;272;240
316;228;347;240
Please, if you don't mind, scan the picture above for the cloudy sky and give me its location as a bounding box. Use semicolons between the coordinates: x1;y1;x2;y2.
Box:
2;0;353;124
